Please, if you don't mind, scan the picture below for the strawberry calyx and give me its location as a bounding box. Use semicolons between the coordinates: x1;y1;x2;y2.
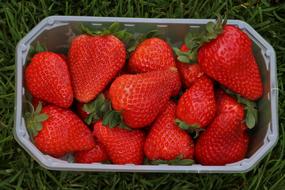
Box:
145;155;194;165
81;22;133;44
127;30;163;52
175;119;205;138
28;42;47;57
25;101;48;137
83;93;131;130
224;89;258;129
174;15;227;64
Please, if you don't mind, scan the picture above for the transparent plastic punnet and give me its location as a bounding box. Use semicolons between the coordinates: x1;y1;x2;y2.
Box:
14;16;278;173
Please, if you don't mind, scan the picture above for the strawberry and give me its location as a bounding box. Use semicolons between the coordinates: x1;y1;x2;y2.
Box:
144;101;194;161
26;104;95;157
196;21;263;100
93;121;145;164
109;68;181;128
195;92;249;165
68;33;126;103
176;44;204;88
75;143;108;163
128;38;176;73
176;76;216;128
25;52;73;108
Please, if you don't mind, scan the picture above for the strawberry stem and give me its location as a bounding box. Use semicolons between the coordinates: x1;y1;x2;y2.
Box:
175;119;204;138
145;155;194;165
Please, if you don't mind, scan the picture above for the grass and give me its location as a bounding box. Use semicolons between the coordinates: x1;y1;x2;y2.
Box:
0;0;285;189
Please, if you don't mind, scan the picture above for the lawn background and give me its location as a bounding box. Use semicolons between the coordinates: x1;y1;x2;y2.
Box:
0;0;285;189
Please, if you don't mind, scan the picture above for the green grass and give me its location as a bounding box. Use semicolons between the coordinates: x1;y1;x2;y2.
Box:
0;0;285;189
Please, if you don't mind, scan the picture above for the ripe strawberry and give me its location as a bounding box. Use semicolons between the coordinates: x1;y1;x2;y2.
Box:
176;44;204;88
75;143;108;163
128;38;175;73
68;34;126;103
198;24;263;100
109;68;181;128
26;104;95;157
25;52;73;108
93;121;145;164
176;76;216;128
195;93;249;165
144;101;194;161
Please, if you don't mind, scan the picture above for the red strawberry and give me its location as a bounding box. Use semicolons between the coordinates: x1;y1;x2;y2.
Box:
128;38;175;73
93;121;145;164
176;44;204;87
109;68;181;128
68;34;126;103
144;101;194;161
25;52;73;108
195;93;249;165
198;24;263;100
176;76;216;128
75;143;108;163
26;104;95;157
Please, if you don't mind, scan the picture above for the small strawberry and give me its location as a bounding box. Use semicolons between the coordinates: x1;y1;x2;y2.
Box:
68;24;127;103
176;76;216;128
25;52;73;108
180;18;263;100
75;143;108;163
175;44;204;88
144;101;194;161
26;104;95;157
109;68;181;128
93;121;145;164
128;38;176;73
195;93;249;165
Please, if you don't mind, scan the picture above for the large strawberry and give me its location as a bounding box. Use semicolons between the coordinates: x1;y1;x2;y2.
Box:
128;38;175;73
176;76;216;128
26;104;95;157
144;101;194;161
93;121;145;164
183;18;263;100
175;44;204;88
109;68;181;128
195;92;249;165
68;26;126;103
75;143;109;163
25;52;73;108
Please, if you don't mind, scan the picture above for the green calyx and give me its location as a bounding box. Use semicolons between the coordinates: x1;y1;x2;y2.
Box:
83;93;131;130
81;22;133;44
224;89;258;129
28;42;47;56
175;119;205;138
145;155;194;165
25;101;48;137
174;15;227;64
127;29;162;52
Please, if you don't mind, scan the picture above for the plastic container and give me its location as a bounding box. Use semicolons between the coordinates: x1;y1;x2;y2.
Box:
14;16;278;173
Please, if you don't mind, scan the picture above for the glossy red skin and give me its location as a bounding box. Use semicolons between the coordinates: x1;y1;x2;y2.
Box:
34;105;95;157
128;38;176;73
109;69;181;129
75;143;108;163
195;113;249;165
176;76;216;128
68;34;126;103
176;44;204;88
144;101;194;160
25;52;73;108
93;121;145;164
198;25;263;100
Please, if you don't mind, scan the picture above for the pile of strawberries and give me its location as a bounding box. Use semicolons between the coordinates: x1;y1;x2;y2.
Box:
24;19;263;166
